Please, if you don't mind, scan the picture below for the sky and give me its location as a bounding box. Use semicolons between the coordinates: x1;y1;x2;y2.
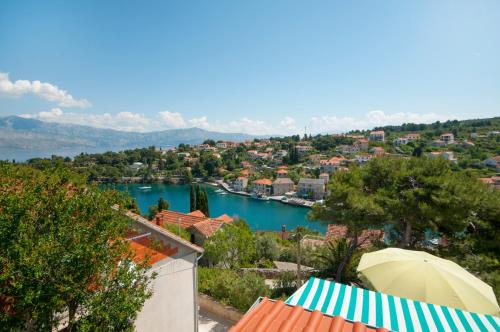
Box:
0;0;499;135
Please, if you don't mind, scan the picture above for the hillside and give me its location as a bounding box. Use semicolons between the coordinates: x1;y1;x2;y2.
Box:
0;116;262;160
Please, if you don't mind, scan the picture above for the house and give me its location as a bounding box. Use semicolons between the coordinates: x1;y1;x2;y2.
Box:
272;177;295;196
479;176;500;189
336;144;359;154
216;141;227;149
276;169;288;178
462;140;475;148
125;211;204;332
427;151;457;162
130;162;144;171
393;137;409;146
177;152;191;159
440;133;455;144
274;149;288;158
252;178;273;195
297;178;326;200
369;130;385;142
488;131;500;137
370;146;385;156
319;156;345;175
431;139;446;147
325;224;384;249
484;156;500;170
354;138;369;150
406;133;421;141
233;176;248;192
307;153;325;165
319;172;329;183
355;154;373;164
296;145;313;155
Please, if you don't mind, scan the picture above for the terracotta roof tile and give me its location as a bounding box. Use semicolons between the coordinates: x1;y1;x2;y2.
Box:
254;178;273;185
154;210;208;228
127;231;178;265
187;210;206;218
214;214;234;223
229;298;386;332
325;225;384;249
190;219;224;238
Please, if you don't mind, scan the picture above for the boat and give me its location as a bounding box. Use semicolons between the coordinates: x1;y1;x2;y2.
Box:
251;193;270;201
215;189;225;193
138;186;152;190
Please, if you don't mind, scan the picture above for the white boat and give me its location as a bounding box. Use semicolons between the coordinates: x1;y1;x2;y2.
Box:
215;189;224;193
219;192;228;195
138;186;152;190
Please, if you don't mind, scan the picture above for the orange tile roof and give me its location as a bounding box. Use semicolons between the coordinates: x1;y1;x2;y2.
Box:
127;232;178;265
325;225;384;249
276;169;288;174
214;214;234;222
229;297;385;332
370;131;385;135
191;219;224;238
188;210;206;218
155;209;208;229
253;178;273;185
240;169;250;176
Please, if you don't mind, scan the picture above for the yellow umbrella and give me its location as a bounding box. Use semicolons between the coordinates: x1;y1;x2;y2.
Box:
357;248;500;315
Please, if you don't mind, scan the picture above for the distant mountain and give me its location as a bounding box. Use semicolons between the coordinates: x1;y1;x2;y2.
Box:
0;116;264;160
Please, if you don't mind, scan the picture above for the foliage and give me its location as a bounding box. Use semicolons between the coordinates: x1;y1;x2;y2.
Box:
189;184;196;212
157;197;169;211
271;271;299;299
255;233;279;262
0;164;151;331
315;239;363;284
198;268;268;312
204;220;256;268
163;223;192;241
147;205;159;220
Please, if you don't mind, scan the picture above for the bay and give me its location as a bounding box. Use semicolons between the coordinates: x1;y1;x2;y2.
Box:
112;183;327;233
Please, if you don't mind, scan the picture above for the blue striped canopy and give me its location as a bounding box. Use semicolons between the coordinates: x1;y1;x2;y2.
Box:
286;277;500;332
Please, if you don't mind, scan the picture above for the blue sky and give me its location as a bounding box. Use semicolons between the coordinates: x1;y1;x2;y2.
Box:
1;0;499;134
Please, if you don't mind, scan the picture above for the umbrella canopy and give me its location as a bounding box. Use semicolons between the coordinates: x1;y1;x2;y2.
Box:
357;248;500;316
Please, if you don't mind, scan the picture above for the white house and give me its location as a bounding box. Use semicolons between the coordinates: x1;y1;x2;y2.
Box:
125;212;204;332
233;176;248;192
297;178;326;200
440;133;455;144
369;131;385;142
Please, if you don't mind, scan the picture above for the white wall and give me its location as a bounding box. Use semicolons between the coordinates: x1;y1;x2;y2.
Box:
135;252;198;332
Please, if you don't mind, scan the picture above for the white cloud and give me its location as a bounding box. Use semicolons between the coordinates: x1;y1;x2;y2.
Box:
21;109;151;132
158;111;186;128
0;72;91;108
17;109;456;135
310;110;451;133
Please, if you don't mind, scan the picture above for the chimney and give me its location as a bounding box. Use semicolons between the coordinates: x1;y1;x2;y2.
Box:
155;216;161;226
281;224;286;241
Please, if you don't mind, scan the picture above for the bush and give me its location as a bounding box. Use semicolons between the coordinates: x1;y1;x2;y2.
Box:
198;267;269;312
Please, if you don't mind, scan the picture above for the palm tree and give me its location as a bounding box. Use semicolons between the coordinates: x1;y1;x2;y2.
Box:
291;226;307;288
315;238;361;284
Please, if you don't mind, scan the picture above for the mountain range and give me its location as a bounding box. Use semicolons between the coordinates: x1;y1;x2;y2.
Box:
0;116;264;160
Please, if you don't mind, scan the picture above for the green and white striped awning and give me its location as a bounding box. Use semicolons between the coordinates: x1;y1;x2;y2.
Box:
286;277;500;332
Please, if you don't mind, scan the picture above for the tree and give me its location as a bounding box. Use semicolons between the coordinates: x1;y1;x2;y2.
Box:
315;239;362;283
0;164;151;330
255;234;279;262
290;226;308;287
189;184;197;212
204;220;256;268
309;165;385;282
147;205;159;220
157;197;169;211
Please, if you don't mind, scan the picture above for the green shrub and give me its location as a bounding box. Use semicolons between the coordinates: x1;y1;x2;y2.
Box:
198;267;269;312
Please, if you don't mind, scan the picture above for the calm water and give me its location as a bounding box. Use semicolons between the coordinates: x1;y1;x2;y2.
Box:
111;183;327;233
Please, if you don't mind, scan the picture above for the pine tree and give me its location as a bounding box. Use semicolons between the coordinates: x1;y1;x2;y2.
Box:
195;184;202;211
157;197;169;211
189;185;196;211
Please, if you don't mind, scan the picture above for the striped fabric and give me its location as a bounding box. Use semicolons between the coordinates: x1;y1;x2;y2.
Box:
286;277;500;332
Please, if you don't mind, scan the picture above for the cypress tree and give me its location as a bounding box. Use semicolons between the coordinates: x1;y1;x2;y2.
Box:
195;184;202;211
189;185;196;211
158;197;169;211
203;187;210;217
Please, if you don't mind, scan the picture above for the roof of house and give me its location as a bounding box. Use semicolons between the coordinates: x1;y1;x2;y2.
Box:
325;224;384;249
155;209;208;228
124;210;204;253
486;156;500;162
188;210;206;218
320;156;345;165
214;214;234;222
127;231;179;265
190;219;224;238
276;169;288;174
253;178;273;185
370;131;385;135
273;178;294;184
229;297;383;332
298;178;326;185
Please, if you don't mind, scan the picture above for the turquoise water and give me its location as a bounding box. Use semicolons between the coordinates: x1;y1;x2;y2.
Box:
111;183;327;233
